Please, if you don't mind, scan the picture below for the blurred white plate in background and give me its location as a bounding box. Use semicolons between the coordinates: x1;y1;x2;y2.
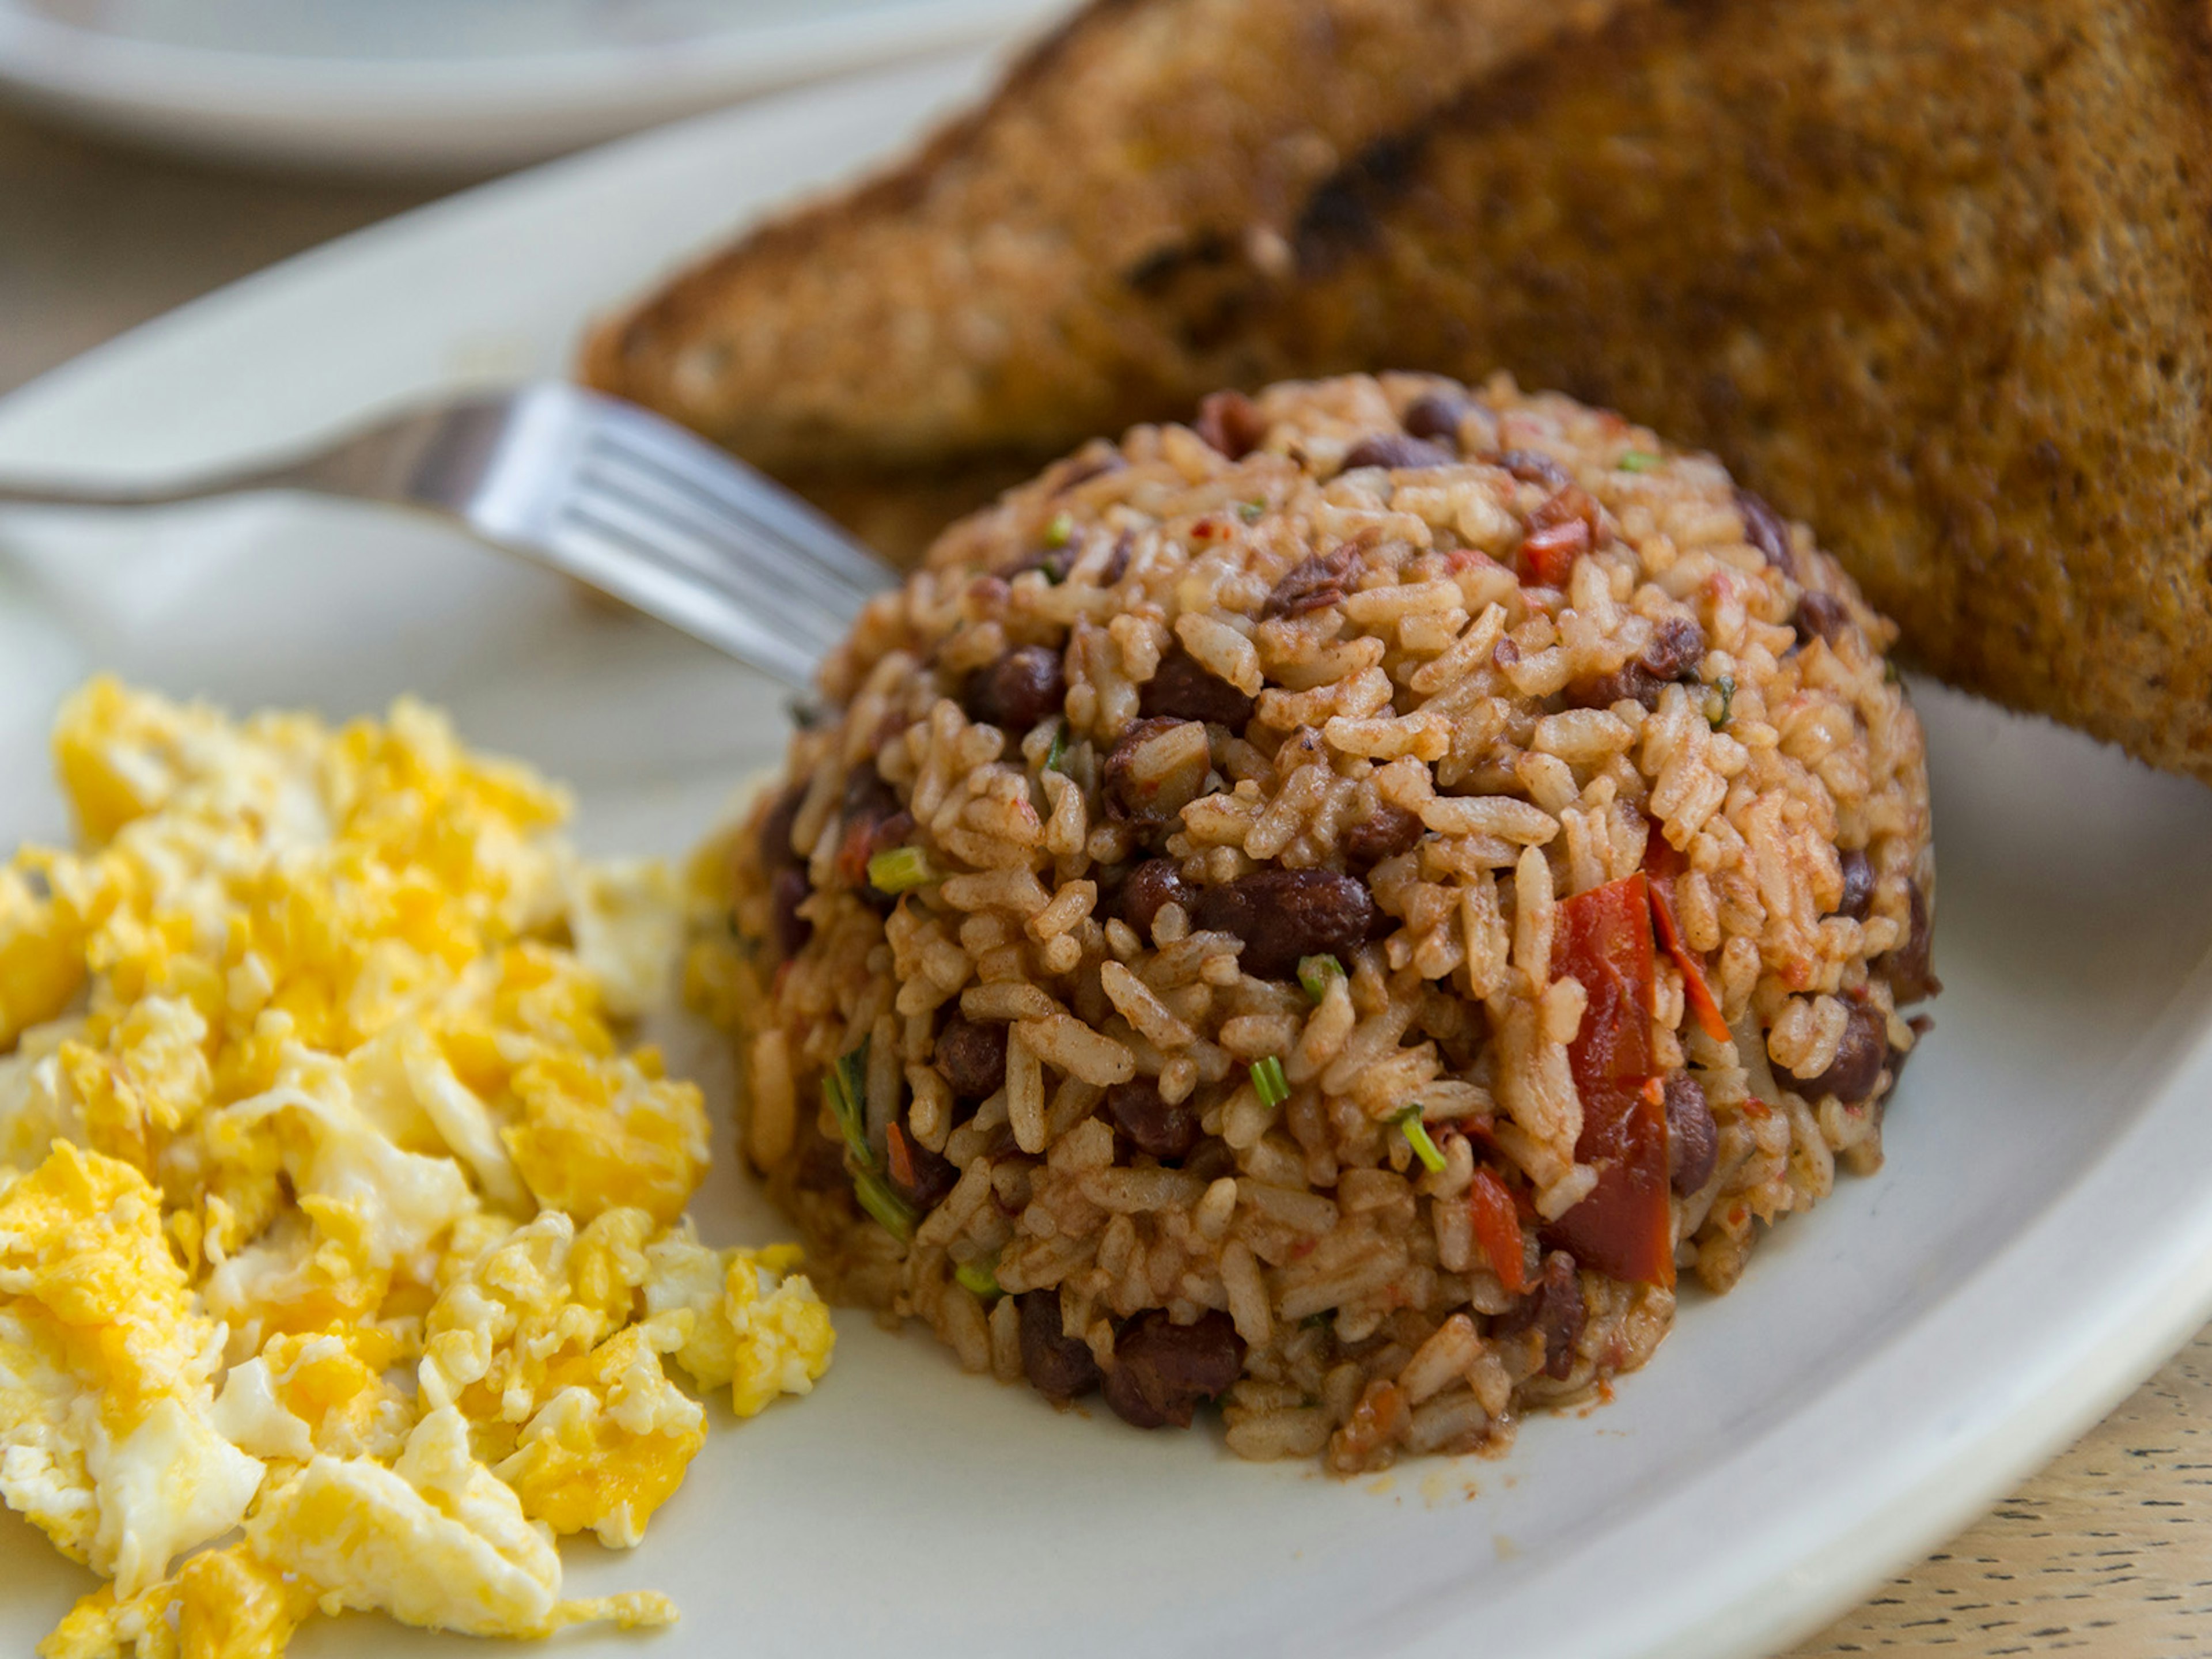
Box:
0;0;1065;171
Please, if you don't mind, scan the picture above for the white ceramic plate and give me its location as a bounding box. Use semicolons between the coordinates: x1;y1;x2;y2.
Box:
0;0;1064;172
6;52;2212;1659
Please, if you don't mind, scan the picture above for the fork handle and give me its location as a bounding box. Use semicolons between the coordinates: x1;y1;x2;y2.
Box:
0;473;281;509
0;402;474;512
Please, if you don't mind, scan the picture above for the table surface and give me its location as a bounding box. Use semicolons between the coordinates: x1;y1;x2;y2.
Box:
3;101;2209;1659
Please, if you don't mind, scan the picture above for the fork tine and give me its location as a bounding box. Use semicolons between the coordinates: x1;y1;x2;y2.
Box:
570;461;872;634
459;383;902;688
0;378;902;692
574;439;880;622
586;397;894;594
555;483;861;645
588;439;892;615
546;499;842;688
559;480;874;679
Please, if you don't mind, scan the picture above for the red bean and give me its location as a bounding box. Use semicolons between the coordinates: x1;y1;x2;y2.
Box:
934;1015;1007;1103
1018;1291;1101;1402
1342;433;1454;472
1567;616;1706;711
1664;1073;1718;1196
1194;389;1266;459
1735;486;1797;577
1491;1250;1585;1381
1794;590;1851;646
1834;849;1874;921
1102;1309;1244;1429
1403;391;1476;447
769;866;812;959
1498;448;1572;492
1104;1079;1201;1161
963;645;1067;733
1342;804;1423;868
1796;1000;1888;1104
1139;646;1254;729
1643;616;1707;680
1191;868;1381;979
1264;546;1361;619
1114;858;1196;938
1883;880;1940;1004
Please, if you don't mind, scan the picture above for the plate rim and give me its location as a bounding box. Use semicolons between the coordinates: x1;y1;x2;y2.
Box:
3;56;2212;1659
0;0;1059;168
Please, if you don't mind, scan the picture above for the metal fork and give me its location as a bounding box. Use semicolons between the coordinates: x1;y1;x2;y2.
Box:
0;381;896;689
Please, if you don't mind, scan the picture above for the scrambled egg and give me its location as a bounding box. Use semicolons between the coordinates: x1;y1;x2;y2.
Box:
0;680;833;1657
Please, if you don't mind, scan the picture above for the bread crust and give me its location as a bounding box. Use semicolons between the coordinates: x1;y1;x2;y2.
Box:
586;0;2212;781
582;0;1633;469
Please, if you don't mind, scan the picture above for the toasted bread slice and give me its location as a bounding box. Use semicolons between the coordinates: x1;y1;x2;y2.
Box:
582;0;1631;474
586;0;2212;781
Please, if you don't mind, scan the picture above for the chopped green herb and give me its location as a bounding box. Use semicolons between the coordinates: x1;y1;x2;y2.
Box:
1884;660;1901;685
1618;450;1662;473
1707;673;1737;730
824;1037;916;1238
1301;1312;1334;1331
824;1040;871;1165
1393;1105;1446;1174
1043;512;1074;549
1044;719;1069;774
853;1166;917;1241
1297;954;1344;1004
1251;1055;1290;1109
1237;499;1266;524
865;844;936;894
955;1256;1002;1298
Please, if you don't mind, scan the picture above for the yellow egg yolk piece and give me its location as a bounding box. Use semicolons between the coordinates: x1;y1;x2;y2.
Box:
0;681;833;1659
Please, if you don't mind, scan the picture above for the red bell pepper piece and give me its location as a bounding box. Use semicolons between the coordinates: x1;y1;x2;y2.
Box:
1518;518;1589;588
1550;1090;1673;1288
884;1121;917;1190
1553;873;1656;1089
1542;873;1675;1287
1467;1167;1531;1293
1648;877;1730;1045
